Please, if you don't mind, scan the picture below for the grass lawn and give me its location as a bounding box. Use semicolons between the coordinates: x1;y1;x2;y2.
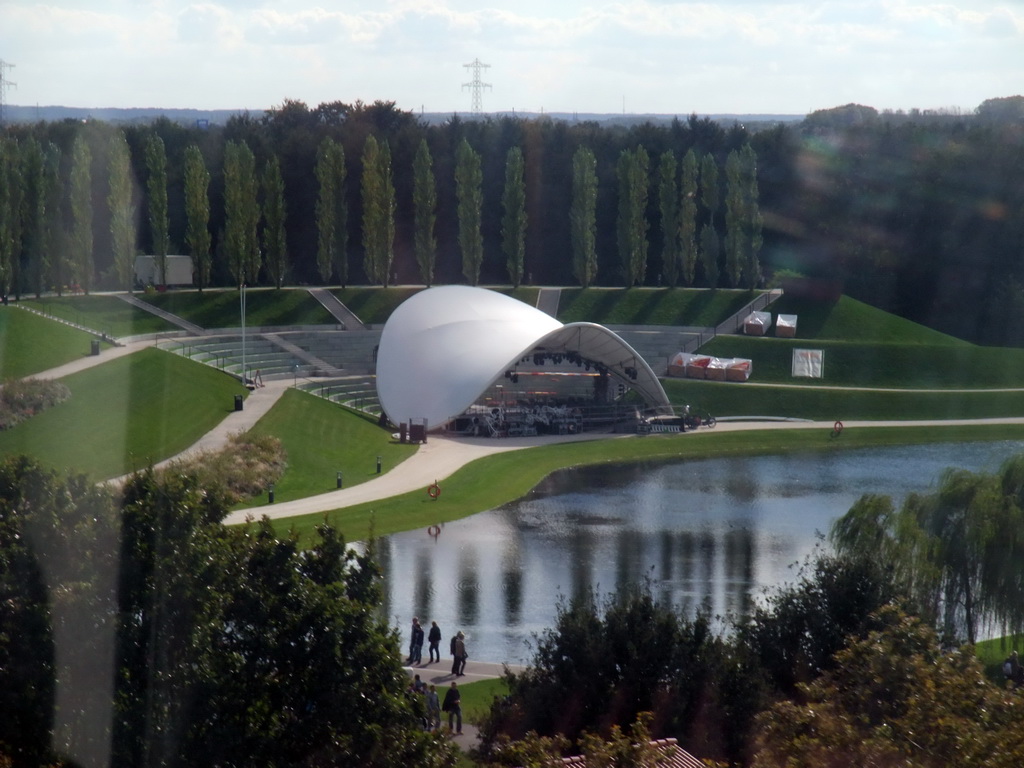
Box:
699;336;1024;389
766;294;967;345
458;677;510;724
264;422;1024;544
0;308;108;379
242;389;418;506
141;288;335;328
662;379;1024;421
0;347;246;480
975;635;1024;682
334;287;425;325
558;287;757;326
20;295;175;338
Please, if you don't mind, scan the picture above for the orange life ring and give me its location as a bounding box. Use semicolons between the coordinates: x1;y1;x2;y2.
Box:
427;525;441;537
427;483;441;499
833;420;844;435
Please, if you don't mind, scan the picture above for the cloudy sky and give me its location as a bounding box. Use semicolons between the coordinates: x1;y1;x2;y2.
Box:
1;1;1021;116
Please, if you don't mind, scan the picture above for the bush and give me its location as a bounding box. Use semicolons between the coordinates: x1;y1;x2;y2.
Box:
0;378;71;430
166;432;287;505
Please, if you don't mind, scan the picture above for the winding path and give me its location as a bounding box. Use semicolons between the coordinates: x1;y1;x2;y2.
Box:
31;337;1024;525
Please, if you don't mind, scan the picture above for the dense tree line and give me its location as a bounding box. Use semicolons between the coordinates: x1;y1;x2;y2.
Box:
1;97;1023;344
0;456;455;767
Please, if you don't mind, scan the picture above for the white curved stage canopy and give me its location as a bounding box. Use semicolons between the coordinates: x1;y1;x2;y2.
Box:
375;286;671;430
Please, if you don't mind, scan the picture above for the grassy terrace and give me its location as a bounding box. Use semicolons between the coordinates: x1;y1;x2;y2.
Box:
7;286;1024;520
20;295;175;338
0;307;108;379
244;389;418;506
0;348;246;479
140;287;335;328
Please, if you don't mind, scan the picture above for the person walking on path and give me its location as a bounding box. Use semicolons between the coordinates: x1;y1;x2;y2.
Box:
442;682;462;734
408;617;424;666
428;620;442;663
454;631;467;676
425;684;441;730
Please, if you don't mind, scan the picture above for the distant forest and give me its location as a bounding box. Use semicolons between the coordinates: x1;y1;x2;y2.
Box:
1;95;1023;346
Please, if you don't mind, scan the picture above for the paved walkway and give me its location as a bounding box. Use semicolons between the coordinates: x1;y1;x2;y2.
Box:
403;658;527;749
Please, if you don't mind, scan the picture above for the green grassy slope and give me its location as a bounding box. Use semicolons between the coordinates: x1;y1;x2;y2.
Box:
243;389;418;506
558;287;757;326
0;308;107;379
699;337;1024;389
0;348;246;479
141;288;335;328
766;294;967;345
21;295;175;338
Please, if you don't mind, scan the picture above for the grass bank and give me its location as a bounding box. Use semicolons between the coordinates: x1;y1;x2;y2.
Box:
265;422;1024;544
243;389;418;506
141;287;335;328
663;379;1024;421
0;348;245;479
0;307;106;379
21;295;175;338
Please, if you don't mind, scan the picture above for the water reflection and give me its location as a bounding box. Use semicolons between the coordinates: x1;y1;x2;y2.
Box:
381;441;1024;665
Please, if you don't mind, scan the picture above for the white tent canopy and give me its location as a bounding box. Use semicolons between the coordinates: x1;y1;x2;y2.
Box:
375;286;671;430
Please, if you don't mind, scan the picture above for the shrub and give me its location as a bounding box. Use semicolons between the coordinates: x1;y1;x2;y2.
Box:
0;378;71;430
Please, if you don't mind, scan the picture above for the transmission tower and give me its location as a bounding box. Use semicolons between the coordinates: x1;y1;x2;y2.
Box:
462;58;492;114
0;60;15;126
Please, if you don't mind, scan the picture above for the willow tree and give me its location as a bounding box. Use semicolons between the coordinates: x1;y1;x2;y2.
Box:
223;140;260;285
501;146;527;288
831;454;1024;644
261;154;287;288
412;139;437;286
315;138;347;285
679;149;699;286
616;145;650;287
183;145;212;290
570;145;598;288
361;135;395;287
658;149;679;287
107;131;138;291
455;138;483;286
145;134;169;285
69;134;94;293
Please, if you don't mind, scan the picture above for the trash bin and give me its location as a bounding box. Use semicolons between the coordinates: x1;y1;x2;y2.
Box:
90;340;100;356
234;394;243;412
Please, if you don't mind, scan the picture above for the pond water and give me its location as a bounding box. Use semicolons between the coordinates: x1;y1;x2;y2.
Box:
379;441;1024;666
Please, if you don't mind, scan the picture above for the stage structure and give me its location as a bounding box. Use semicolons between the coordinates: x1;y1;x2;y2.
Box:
375;286;671;433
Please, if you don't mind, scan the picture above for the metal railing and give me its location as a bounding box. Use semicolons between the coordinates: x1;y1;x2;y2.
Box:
679;288;783;353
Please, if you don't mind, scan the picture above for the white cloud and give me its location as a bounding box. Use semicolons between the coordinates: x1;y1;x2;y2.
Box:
0;0;1021;113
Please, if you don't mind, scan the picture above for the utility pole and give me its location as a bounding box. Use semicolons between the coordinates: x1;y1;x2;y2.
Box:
462;58;491;115
0;60;15;126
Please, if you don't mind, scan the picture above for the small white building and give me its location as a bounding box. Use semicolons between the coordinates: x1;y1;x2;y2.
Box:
133;255;194;287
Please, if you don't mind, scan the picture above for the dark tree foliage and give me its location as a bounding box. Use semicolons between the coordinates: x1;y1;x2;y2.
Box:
9;103;1024;343
476;587;743;765
0;457;454;768
737;553;903;698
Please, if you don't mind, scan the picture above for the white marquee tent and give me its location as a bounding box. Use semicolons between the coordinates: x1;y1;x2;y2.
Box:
375;286;671;430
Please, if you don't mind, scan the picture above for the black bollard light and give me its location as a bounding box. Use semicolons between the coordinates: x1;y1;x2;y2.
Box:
336;471;343;489
268;484;275;504
376;455;382;474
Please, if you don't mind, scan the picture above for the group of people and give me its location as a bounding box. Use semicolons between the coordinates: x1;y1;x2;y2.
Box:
406;618;469;677
404;618;470;734
407;675;463;734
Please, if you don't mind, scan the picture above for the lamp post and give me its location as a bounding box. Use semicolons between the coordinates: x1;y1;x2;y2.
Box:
240;283;247;386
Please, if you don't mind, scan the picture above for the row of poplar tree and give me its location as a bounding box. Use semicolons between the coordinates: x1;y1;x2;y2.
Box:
0;101;763;296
